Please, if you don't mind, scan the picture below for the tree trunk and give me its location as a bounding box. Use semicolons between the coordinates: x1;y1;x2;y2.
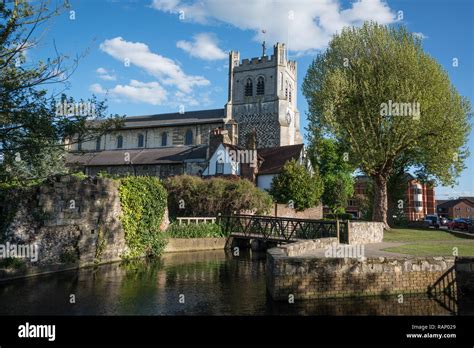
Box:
372;174;390;230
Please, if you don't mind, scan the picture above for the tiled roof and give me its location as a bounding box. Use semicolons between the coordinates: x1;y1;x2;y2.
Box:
437;198;474;209
109;109;225;129
257;144;304;175
66;146;207;166
460;196;474;203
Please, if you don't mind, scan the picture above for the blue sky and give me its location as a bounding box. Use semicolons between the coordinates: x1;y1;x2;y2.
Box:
26;0;473;198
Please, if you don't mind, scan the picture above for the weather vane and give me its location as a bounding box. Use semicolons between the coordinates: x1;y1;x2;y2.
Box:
261;29;267;57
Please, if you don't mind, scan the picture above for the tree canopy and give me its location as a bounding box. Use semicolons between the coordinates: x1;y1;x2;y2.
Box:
303;22;471;228
0;1;122;186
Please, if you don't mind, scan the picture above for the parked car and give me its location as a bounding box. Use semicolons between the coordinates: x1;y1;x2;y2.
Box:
439;217;448;226
448;218;470;231
424;215;440;228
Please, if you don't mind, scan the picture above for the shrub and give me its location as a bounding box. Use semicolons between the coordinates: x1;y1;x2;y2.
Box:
325;213;354;220
269;159;324;211
164;175;272;217
118;176;168;258
166;222;227;238
70;171;87;180
0;257;27;271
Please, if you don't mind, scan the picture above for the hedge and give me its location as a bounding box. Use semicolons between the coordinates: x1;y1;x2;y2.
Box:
166;222;227;238
164;175;273;217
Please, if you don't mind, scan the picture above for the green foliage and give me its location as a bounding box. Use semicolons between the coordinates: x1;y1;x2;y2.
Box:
164;175;272;217
269;159;323;210
0;257;26;271
94;226;109;264
70;172;88;180
325;213;354;220
309;138;354;214
0;2;123;186
166;222;227;238
303;22;471;225
118;176;168;258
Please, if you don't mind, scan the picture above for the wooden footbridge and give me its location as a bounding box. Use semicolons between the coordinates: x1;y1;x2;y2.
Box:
218;214;349;244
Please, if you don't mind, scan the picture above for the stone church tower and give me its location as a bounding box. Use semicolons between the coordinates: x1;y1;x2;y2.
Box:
224;43;303;149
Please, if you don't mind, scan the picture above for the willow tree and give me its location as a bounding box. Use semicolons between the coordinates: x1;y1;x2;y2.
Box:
303;22;471;229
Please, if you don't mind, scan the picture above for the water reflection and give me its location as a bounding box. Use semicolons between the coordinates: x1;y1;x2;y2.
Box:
0;249;466;315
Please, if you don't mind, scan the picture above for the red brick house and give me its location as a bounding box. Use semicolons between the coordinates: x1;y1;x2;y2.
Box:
436;198;474;219
346;173;436;221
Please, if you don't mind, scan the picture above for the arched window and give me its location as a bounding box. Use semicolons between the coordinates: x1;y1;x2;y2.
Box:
285;81;288;99
95;136;101;151
256;76;264;95
117;135;123;149
161;132;168;146
137;133;144;147
244;78;253;97
280;72;283;90
289;84;292;103
77;139;82;151
185;130;193;145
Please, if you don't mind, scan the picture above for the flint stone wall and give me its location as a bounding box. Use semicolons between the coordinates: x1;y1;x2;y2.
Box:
266;247;456;300
279;238;337;257
348;222;384;244
2;176;129;268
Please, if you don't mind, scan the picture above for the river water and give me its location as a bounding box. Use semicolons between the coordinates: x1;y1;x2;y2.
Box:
0;249;462;315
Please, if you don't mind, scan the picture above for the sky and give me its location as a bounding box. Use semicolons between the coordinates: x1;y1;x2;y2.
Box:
22;0;474;199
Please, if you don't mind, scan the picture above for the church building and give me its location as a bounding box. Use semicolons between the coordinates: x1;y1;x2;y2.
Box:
67;43;306;186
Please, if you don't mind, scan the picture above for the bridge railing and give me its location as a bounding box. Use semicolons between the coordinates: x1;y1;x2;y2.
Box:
218;214;348;243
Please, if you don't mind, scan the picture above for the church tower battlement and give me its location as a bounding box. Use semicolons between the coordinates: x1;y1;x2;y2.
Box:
224;42;302;149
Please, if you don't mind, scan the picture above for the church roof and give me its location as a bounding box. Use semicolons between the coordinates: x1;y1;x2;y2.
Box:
257;144;304;175
66;146;207;166
119;108;225;129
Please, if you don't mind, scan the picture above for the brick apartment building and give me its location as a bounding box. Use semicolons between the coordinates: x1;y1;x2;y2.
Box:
346;173;435;221
436;198;474;219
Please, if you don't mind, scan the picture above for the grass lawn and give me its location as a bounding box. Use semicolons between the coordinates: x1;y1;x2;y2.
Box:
383;227;474;256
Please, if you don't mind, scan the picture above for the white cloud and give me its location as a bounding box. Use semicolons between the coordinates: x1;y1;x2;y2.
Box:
89;83;106;94
151;0;396;53
96;67;117;81
99;36;210;93
413;32;428;40
177;32;227;60
89;80;168;105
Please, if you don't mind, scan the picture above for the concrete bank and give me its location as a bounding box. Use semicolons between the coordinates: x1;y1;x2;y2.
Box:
164;238;227;253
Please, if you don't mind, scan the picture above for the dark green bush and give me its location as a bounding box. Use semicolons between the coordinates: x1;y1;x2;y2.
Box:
325;213;354;220
0;257;27;271
166;222;227;238
269;159;324;210
118;176;168;258
164;175;272;217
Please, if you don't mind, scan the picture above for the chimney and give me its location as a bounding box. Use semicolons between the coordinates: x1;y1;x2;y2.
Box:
240;128;259;183
207;128;230;159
